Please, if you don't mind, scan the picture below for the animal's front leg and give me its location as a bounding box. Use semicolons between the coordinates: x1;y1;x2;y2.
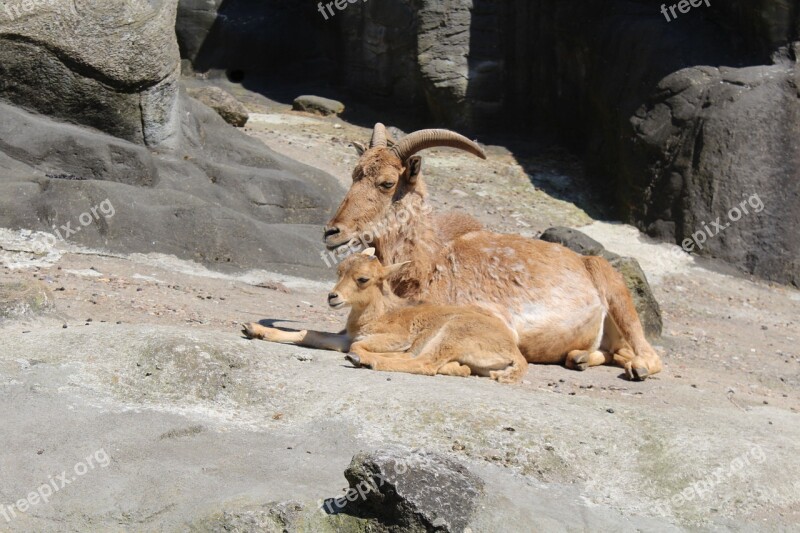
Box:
348;352;439;376
242;323;351;352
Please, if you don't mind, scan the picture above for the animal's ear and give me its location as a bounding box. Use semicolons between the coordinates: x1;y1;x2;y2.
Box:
382;260;412;278
404;156;422;185
361;247;376;256
352;141;367;156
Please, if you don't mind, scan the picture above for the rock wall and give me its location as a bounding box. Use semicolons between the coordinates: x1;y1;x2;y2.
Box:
0;0;181;147
176;0;337;83
0;0;344;277
338;0;506;128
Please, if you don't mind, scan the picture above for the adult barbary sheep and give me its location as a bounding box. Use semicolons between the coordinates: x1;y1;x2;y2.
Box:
322;123;662;380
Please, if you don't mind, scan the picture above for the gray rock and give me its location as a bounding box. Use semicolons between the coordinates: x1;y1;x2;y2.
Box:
190;501;369;532
338;0;505;127
292;95;345;117
187;86;249;127
628;64;800;287
540;226;612;259
337;448;484;532
503;2;800;286
0;94;343;278
0;0;181;147
540;227;662;339
0;322;792;531
608;257;663;341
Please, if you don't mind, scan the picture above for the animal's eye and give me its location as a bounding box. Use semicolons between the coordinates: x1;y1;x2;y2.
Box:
357;277;370;284
379;182;395;190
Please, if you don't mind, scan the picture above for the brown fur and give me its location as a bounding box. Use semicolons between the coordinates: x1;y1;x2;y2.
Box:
322;145;662;380
244;252;527;383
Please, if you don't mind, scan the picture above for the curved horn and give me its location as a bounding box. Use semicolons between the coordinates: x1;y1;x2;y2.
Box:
370;123;387;148
390;129;486;161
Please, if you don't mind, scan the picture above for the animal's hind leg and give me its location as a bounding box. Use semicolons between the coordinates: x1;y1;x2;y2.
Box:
583;256;662;380
486;347;528;383
565;349;611;371
610;346;661;381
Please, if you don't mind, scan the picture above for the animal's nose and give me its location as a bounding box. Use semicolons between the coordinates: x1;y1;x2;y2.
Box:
324;226;340;239
328;292;338;302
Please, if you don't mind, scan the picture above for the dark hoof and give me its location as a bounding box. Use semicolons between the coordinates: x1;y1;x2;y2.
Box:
346;353;361;367
567;351;589;371
631;366;649;381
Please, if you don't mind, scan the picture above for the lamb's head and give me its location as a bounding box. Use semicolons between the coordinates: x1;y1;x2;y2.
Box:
327;247;409;310
323;123;486;252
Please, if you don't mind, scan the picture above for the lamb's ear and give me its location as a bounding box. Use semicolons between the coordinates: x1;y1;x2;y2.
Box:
361;247;376;256
382;261;411;278
352;141;367;156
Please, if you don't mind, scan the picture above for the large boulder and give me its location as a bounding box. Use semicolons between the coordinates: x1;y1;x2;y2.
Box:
0;0;344;278
503;1;800;286
338;0;419;107
0;96;343;278
0;0;181;146
628;62;800;286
